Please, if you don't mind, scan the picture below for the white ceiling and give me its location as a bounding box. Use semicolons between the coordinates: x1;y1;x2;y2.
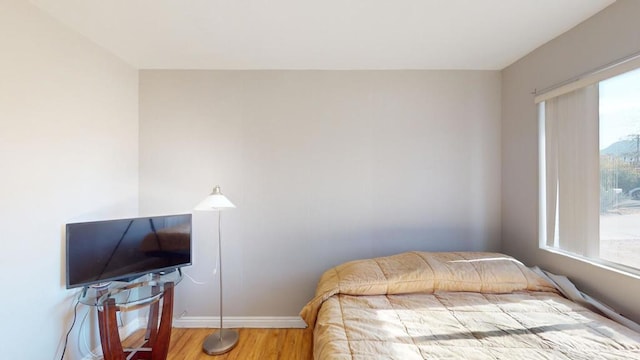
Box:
29;0;615;70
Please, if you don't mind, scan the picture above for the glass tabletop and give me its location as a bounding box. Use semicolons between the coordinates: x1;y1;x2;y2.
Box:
78;269;182;310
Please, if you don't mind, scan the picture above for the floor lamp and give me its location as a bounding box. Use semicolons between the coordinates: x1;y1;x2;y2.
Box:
196;185;238;355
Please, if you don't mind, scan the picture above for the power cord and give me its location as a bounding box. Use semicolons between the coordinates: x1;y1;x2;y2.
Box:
182;270;207;285
59;296;81;360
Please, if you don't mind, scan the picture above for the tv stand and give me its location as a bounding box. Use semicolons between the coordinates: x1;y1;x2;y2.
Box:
79;270;182;360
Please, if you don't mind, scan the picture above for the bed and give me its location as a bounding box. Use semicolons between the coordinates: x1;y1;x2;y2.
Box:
300;251;640;359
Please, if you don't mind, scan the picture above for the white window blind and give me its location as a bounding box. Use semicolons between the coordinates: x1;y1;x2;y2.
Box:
540;85;600;256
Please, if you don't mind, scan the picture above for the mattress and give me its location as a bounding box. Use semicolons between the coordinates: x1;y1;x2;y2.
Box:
300;251;640;359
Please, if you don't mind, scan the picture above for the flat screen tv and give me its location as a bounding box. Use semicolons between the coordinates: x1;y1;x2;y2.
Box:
66;213;192;289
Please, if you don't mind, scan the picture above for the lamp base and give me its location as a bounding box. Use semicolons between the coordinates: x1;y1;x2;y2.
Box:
202;328;239;355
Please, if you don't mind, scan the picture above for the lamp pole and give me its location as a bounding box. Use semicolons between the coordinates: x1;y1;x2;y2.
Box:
197;185;239;355
217;209;224;339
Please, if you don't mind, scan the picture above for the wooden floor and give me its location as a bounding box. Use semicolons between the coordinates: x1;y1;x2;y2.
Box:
124;328;313;360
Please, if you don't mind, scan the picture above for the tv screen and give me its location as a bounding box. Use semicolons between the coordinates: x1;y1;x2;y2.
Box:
66;213;192;289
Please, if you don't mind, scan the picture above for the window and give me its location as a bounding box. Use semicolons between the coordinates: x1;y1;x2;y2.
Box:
538;60;640;274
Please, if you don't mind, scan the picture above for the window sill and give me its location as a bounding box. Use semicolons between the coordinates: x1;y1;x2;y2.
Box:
539;246;640;280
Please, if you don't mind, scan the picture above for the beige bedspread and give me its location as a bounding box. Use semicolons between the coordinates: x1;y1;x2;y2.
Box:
301;251;640;359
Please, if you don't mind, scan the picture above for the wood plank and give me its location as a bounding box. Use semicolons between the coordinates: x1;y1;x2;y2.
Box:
123;328;313;360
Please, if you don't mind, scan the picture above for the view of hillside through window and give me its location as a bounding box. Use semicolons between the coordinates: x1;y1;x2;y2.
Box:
599;67;640;269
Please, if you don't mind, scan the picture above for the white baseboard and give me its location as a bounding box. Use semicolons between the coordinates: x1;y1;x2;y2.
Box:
173;316;307;329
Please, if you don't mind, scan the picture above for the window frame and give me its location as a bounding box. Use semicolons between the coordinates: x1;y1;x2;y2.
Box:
536;55;640;278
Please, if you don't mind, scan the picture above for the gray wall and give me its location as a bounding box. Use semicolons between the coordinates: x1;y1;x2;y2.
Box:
502;0;640;323
0;1;139;358
139;70;502;319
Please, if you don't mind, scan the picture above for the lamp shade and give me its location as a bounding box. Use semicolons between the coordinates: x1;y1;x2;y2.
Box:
195;185;236;211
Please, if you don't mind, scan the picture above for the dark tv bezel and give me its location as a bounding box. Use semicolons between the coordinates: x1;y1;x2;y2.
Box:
65;213;192;289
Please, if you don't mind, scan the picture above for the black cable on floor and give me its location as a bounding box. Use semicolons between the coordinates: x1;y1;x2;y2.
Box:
60;296;81;360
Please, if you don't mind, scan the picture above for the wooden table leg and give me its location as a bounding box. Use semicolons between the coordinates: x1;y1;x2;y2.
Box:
152;282;174;360
98;298;125;360
146;285;161;347
96;281;175;360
